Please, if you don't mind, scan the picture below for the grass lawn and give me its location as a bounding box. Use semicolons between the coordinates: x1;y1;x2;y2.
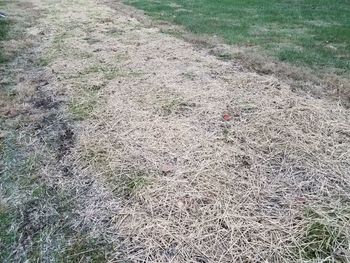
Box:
125;0;350;74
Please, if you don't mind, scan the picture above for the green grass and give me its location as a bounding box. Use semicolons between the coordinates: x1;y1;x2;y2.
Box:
301;207;350;261
125;0;350;74
68;90;99;120
0;1;9;63
0;205;16;260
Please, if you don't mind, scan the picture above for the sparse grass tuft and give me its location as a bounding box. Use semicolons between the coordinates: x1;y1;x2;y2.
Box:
61;237;111;263
300;207;350;262
160;97;184;115
0;205;16;260
36;56;51;67
103;168;151;198
68;90;99;120
126;175;149;193
157;96;197;116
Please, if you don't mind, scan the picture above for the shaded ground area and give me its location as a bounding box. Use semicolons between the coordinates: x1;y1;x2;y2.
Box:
1;0;350;262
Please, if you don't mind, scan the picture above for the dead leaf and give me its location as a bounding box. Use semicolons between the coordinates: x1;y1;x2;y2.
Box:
223;113;232;121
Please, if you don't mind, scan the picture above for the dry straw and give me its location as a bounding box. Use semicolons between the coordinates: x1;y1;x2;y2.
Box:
38;0;350;261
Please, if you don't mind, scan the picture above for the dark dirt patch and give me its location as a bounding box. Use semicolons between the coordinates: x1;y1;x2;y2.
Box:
57;122;74;160
31;93;60;109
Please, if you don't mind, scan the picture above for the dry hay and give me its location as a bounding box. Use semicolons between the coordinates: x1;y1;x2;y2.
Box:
31;0;350;261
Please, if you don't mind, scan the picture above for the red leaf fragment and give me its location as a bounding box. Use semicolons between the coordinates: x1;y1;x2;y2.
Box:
223;113;232;121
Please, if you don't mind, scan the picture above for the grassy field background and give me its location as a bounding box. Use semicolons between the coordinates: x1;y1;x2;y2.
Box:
126;0;350;75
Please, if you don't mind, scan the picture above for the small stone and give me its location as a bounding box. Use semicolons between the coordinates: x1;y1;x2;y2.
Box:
161;163;175;174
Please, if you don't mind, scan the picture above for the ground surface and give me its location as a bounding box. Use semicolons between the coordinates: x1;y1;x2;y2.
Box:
0;0;350;262
126;0;350;73
125;0;350;107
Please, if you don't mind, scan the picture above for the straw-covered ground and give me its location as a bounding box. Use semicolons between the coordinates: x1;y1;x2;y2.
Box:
1;0;349;262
